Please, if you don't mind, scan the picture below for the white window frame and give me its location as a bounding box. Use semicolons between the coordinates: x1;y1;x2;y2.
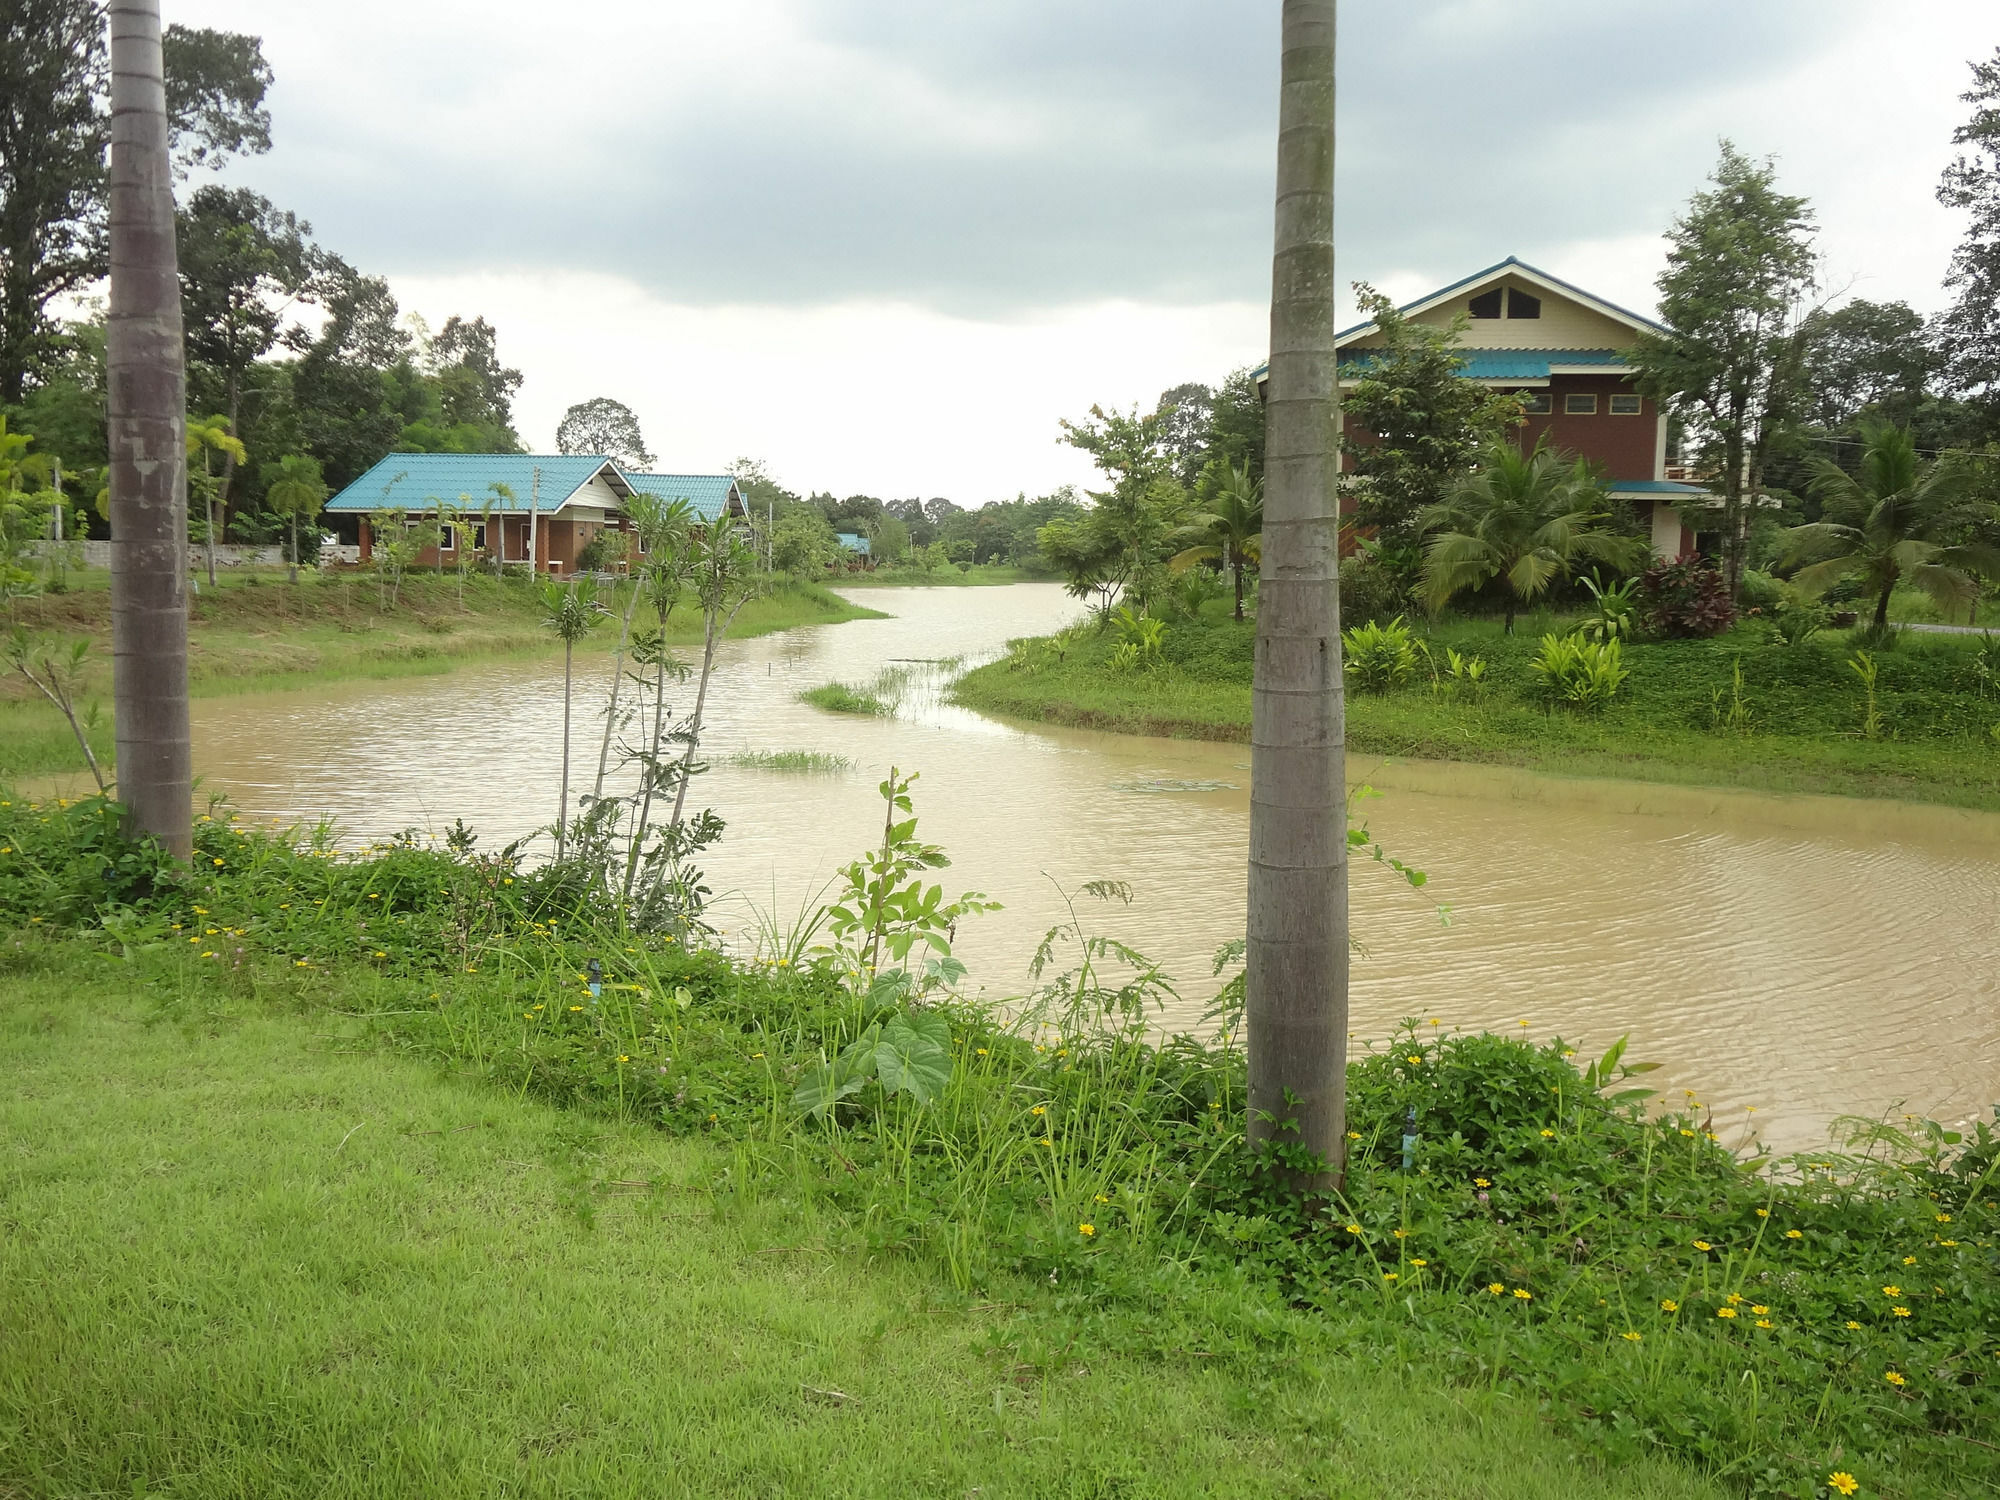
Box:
1521;392;1553;415
1564;393;1599;415
1609;393;1643;416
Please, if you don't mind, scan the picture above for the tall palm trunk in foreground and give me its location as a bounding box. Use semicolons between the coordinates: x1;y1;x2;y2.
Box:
1246;0;1348;1184
106;0;192;857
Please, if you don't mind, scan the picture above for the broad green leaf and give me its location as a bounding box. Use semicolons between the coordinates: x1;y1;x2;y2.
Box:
874;1009;954;1105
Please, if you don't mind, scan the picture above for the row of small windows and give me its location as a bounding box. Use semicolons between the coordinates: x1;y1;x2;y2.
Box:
1469;287;1540;320
1518;392;1644;416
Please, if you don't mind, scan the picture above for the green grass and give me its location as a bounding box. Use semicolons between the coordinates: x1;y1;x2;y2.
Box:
831;563;1043;588
953;609;2000;811
0;972;1722;1500
0;573;884;782
799;682;893;716
722;748;855;772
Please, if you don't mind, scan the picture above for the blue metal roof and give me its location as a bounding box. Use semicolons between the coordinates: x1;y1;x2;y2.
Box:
1339;347;1631;382
624;473;742;524
325;453;630;513
835;532;871;556
1605;479;1711;496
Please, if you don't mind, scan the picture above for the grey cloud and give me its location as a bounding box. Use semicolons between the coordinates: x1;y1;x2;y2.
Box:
228;0;1872;312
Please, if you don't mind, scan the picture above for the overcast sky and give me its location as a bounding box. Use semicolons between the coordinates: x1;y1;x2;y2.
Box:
176;1;1995;503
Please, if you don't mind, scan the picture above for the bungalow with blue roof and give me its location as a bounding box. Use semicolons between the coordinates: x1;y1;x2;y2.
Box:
323;454;746;574
1256;257;1713;558
833;532;873;570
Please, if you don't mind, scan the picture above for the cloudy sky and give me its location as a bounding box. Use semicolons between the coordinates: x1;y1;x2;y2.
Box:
177;1;1994;503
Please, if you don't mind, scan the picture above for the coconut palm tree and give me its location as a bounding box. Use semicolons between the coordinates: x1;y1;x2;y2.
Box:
542;579;603;860
185;414;244;587
106;0;192;855
1786;422;1999;633
1245;0;1347;1184
1171;460;1263;621
263;454;327;585
1421;438;1644;633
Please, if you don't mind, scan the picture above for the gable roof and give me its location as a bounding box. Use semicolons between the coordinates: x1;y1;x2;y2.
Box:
1334;256;1668;345
835;532;871;555
324;453;638;513
623;473;745;524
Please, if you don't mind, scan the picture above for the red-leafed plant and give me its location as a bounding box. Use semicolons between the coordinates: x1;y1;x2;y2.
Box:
1639;554;1737;638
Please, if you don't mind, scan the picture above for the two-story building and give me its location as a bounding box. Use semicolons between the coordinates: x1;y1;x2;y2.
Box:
324;453;747;574
1259;256;1710;558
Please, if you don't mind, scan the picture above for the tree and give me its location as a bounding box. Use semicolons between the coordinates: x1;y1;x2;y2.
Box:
770;506;839;575
1937;46;2000;422
665;510;758;837
429;315;522;439
556;397;654;470
1246;0;1346;1185
540;579;603;860
0;6;270;403
1339;284;1524;568
262;452;325;584
1155;382;1215;488
1797;300;1939;431
1057;402;1187;614
106;0;192;857
1631;141;1818;599
291;261;410;488
1421;438;1645;633
1786;423;2000;631
1170;459;1262;620
0;0;105;406
591;491;691;805
184;411;243;585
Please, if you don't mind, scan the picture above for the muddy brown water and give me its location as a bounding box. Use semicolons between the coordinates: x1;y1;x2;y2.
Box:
177;583;1999;1153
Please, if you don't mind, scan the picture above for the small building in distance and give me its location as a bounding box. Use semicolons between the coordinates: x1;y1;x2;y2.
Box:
834;532;873;570
323;454;747;574
1258;257;1711;559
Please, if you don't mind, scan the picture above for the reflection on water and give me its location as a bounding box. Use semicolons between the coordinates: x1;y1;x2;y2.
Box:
186;582;2000;1152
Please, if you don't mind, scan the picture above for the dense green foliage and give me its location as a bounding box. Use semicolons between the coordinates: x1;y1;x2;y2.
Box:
0;794;1994;1497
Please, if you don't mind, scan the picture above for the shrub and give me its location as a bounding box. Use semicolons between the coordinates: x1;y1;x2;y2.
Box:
1639;555;1736;638
1530;631;1629;711
1337;552;1405;626
1580;571;1638;642
1342;615;1418;692
1739;567;1785;615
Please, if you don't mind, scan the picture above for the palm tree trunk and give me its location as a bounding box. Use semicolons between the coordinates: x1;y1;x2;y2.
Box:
556;642;573;859
105;0;192;857
1504;602;1516;635
1245;0;1348;1186
287;513;299;585
204;455;218;587
1233;555;1245;622
1874;579;1893;633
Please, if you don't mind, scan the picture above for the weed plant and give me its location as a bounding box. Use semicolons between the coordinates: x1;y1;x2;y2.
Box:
799;682;891;716
723;749;854;773
1;792;1995;1497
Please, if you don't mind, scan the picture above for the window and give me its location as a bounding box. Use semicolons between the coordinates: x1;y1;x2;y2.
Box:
1468;288;1503;319
1564;393;1598;415
1520;392;1552;415
1609;393;1643;416
438;526;453;551
472;523;487;550
1507;289;1541;319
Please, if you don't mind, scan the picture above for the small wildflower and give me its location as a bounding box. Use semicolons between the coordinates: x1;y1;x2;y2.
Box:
1093;1193;1110;1204
1406;1054;1422;1065
1755;1208;1769;1218
1845;1320;1861;1330
1474;1177;1491;1188
1784;1229;1803;1240
1347;1131;1361;1140
1486;1283;1505;1295
1348;1224;1364;1236
751;1052;765;1060
1892;1306;1911;1318
975;1048;988;1056
1755;1318;1773;1329
1726;1292;1744;1306
1030;1104;1047;1116
1693;1240;1712;1251
1936;1213;1952;1223
1621;1331;1642;1342
1392;1228;1408;1239
1038;1137;1053;1147
708;1113;718;1122
1512;1288;1532;1300
1902;1255;1917;1265
373;950;386;958
1078;1223;1095;1237
1383;1272;1398;1281
1751;1305;1769;1315
1827;1474;1859;1498
1539;1129;1555;1139
1882;1285;1900;1297
1409;1258;1428;1268
1884;1371;1906;1387
1680;1128;1696;1138
212;858;224;866
1660;1300;1679;1313
569;1005;583;1012
1716;1307;1737;1319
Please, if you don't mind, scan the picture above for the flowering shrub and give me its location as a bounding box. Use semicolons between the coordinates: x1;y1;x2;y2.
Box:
1639;555;1737;638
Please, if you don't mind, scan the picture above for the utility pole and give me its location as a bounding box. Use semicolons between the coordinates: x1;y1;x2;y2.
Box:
105;0;192;855
1245;0;1347;1185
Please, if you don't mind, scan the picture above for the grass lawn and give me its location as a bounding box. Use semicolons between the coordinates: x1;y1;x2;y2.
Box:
832;563;1043;588
953;607;2000;811
0;570;882;781
0;970;1720;1500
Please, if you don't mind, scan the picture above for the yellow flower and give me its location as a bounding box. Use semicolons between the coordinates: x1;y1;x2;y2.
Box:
1621;1331;1642;1342
1383;1272;1398;1281
1726;1292;1744;1305
1881;1285;1900;1297
1409;1258;1428;1268
1406;1055;1422;1065
1693;1240;1712;1251
1038;1137;1053;1147
1827;1474;1858;1498
1539;1129;1555;1139
1680;1129;1696;1138
1784;1229;1803;1240
1716;1307;1737;1319
212;858;224;866
1884;1371;1906;1387
1094;1193;1110;1204
1487;1283;1505;1295
1347;1131;1361;1140
1936;1213;1952;1223
569;1005;583;1012
1392;1228;1408;1239
1892;1306;1911;1318
1474;1177;1491;1188
1078;1223;1095;1237
1512;1288;1532;1300
976;1048;988;1056
373;950;386;958
751;1052;765;1060
1902;1255;1916;1265
1660;1300;1679;1313
1030;1105;1047;1116
1347;1224;1363;1236
1751;1304;1769;1315
1755;1208;1769;1217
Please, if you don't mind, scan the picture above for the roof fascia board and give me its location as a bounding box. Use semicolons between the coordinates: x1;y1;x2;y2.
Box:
1334;256;1668;348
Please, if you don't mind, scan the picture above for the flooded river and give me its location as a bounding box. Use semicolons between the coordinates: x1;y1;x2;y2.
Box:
185;583;2000;1152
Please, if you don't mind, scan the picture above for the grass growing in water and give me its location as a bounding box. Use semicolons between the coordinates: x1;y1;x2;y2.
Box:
723;749;854;773
1;791;1994;1497
798;682;890;715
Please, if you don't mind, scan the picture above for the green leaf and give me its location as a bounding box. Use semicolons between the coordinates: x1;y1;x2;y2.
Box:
874;1010;953;1105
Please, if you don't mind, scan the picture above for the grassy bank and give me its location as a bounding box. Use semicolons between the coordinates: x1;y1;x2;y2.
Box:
1;793;1994;1497
952;609;2000;811
832;563;1042;588
0;570;881;780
